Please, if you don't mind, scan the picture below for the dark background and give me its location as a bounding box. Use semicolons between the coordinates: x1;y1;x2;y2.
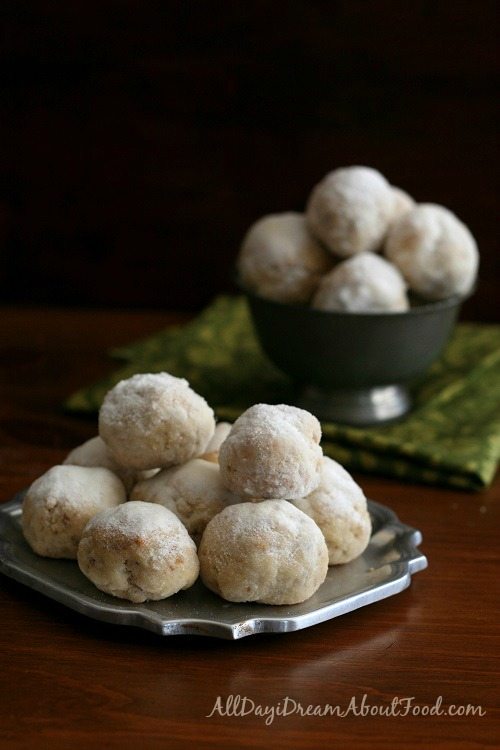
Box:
0;1;498;319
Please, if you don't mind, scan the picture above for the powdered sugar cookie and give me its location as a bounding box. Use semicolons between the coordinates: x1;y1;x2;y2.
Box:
218;403;322;500
77;501;199;603
390;186;415;220
198;499;328;604
385;203;479;300
237;212;332;303
199;422;232;464
291;456;371;565
99;372;215;471
131;458;239;543
22;465;126;559
306;166;397;257
312;252;409;313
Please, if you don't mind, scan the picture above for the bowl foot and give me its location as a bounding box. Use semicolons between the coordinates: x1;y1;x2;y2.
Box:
297;384;411;426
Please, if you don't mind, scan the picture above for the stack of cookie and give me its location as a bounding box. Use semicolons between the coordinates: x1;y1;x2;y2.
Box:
22;372;371;606
237;165;479;312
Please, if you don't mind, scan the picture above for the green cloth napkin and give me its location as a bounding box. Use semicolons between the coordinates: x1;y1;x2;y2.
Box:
65;296;500;491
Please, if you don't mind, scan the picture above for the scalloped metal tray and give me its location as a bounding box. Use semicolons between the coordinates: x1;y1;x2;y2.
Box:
0;493;427;639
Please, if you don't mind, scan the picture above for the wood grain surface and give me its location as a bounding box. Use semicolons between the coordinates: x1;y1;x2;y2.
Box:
0;308;498;750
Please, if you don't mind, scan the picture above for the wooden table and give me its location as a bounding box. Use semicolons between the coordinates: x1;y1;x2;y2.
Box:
0;308;498;750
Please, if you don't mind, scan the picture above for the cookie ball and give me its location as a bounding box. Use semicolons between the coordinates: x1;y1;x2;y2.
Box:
77;501;199;603
64;436;158;493
218;403;322;500
385;203;479;300
131;458;239;543
390;186;415;220
312;252;409;313
199;499;328;604
306;166;397;257
291;457;372;565
99;372;216;471
237;212;332;303
22;465;126;559
199;422;232;464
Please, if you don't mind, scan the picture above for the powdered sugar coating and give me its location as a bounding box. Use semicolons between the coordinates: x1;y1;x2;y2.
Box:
237;212;332;303
22;465;126;559
312;252;409;313
291;456;371;565
306;166;397;257
99;372;215;470
64;436;157;493
77;501;199;603
198;499;328;604
218;404;322;500
385;203;479;300
131;458;240;543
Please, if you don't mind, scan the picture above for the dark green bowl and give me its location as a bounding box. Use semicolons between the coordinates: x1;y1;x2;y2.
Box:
245;290;464;425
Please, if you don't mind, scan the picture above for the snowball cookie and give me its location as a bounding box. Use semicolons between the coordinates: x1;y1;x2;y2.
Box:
131;458;239;543
78;501;199;603
390;186;415;220
385;203;479;300
64;436;157;493
291;456;372;565
99;372;216;471
237;212;332;303
218;403;322;500
22;465;126;559
199;499;328;604
312;252;409;313
306;166;397;257
199;422;232;464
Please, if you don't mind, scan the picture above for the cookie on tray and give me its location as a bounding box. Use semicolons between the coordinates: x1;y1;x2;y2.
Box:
198;499;328;605
77;501;199;603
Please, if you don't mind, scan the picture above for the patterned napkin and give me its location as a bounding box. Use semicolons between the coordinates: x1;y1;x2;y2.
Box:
65;296;500;490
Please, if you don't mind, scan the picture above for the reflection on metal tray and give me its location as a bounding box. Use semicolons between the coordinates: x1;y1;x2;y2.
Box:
0;493;427;640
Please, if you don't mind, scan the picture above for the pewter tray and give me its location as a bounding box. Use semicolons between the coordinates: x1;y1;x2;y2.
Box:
0;493;427;640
